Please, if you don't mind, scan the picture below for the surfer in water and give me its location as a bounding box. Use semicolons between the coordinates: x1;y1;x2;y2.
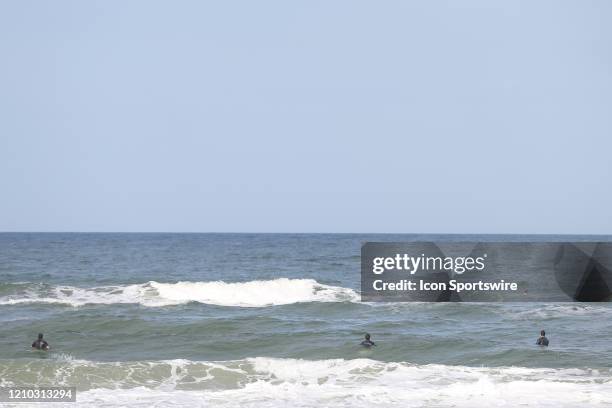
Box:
31;333;50;351
536;330;549;346
360;333;376;347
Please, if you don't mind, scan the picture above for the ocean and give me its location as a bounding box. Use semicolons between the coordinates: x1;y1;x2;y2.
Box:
1;233;611;407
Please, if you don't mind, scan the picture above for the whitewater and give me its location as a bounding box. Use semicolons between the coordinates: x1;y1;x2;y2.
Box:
2;233;612;407
0;278;359;307
1;357;611;408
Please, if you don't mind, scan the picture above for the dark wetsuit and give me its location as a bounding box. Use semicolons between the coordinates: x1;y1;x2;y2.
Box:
536;336;549;346
32;339;49;350
360;340;376;347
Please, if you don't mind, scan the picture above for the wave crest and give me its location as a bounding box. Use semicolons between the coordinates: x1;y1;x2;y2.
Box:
1;357;610;407
0;279;359;307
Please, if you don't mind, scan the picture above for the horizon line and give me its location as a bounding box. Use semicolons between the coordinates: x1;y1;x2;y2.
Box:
1;231;611;236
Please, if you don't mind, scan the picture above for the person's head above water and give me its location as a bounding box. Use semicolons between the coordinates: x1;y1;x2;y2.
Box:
32;332;49;350
540;330;545;336
360;333;376;347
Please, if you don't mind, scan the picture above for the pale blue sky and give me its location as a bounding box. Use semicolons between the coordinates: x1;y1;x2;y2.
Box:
1;1;611;233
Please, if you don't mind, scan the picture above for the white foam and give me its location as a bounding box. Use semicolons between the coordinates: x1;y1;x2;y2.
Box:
148;278;357;307
507;304;612;320
3;358;610;407
236;358;612;408
0;279;358;308
0;283;151;307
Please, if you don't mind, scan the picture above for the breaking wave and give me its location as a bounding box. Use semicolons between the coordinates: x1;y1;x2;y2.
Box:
0;279;359;307
0;357;610;407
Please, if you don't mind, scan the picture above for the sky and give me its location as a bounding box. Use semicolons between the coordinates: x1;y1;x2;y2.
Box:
1;0;611;233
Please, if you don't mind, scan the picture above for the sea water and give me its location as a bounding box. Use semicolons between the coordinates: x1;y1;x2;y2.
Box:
1;233;611;407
